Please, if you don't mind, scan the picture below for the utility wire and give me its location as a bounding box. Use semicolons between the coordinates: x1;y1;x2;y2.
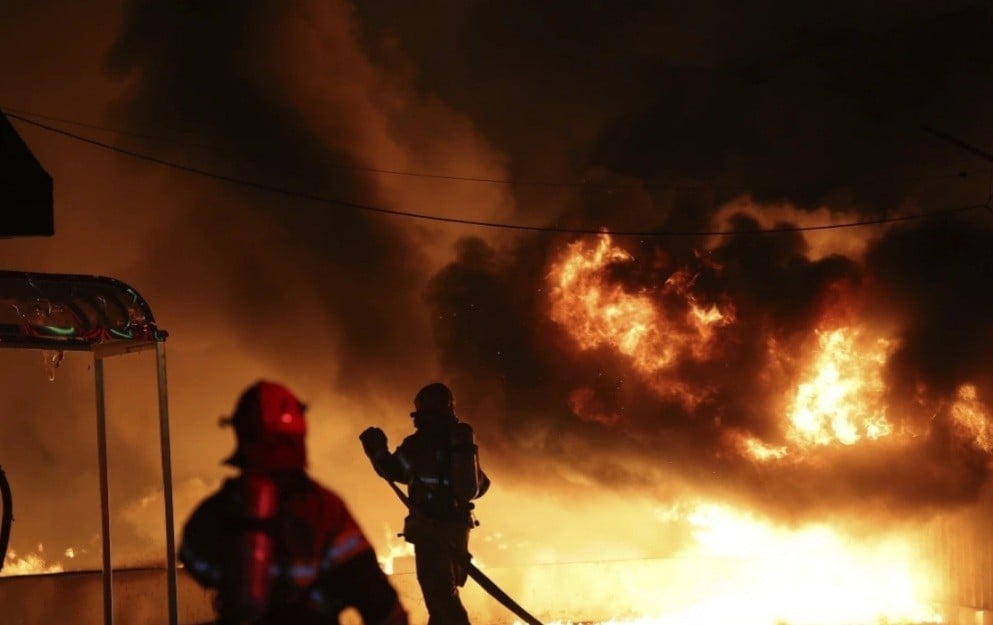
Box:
921;125;993;215
2;106;659;190
6;105;989;192
922;126;993;165
6;111;989;238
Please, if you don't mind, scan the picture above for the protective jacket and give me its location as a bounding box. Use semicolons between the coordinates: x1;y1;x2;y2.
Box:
180;469;406;625
369;415;489;524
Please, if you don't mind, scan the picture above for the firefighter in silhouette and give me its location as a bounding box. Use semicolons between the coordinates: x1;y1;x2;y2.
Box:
179;380;408;625
360;382;490;625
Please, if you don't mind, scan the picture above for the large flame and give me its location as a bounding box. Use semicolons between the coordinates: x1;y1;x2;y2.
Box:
547;234;900;455
671;502;939;625
734;325;896;463
738;326;899;463
507;502;939;625
548;234;680;372
786;327;894;448
949;384;993;452
541;234;951;625
547;234;731;407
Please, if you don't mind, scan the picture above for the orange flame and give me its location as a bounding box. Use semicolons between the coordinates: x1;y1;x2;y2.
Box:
736;326;898;462
950;384;993;452
786;327;894;448
0;543;67;577
547;235;902;456
542;235;953;625
739;436;789;461
547;234;731;407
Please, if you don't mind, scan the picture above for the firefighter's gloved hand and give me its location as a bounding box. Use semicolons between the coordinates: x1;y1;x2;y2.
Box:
360;427;388;457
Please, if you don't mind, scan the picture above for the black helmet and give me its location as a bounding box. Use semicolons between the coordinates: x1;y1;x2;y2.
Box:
411;382;456;420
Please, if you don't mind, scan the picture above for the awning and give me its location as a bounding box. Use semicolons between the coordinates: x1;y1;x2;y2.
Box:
0;270;167;354
0;269;177;625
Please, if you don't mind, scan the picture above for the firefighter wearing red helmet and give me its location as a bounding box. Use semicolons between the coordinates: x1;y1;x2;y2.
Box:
360;382;490;625
179;380;408;625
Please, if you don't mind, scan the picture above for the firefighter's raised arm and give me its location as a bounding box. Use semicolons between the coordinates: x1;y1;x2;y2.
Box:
360;427;410;483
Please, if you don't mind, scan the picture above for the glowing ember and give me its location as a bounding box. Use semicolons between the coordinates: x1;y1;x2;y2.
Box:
950;384;993;452
787;327;894;447
1;544;65;576
547;234;731;406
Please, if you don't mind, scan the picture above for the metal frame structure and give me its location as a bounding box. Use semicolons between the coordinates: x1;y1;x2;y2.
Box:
0;269;177;625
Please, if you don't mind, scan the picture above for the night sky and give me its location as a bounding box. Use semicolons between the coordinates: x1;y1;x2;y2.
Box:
1;0;992;571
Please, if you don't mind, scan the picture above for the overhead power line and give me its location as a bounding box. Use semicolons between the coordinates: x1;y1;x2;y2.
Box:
6;111;990;238
922;126;993;165
3;106;670;190
921;125;993;215
5;105;988;192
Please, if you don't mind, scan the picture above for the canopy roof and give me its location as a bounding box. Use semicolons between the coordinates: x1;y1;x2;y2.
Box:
0;270;167;354
0;269;177;625
0;110;54;237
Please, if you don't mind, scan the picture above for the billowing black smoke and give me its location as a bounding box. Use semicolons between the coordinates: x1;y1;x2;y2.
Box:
401;1;993;521
105;0;993;521
427;215;993;522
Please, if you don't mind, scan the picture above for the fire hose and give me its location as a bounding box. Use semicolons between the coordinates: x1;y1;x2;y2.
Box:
0;465;12;572
381;478;545;625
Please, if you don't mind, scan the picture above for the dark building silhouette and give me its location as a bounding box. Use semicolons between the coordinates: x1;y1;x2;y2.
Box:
0;110;53;237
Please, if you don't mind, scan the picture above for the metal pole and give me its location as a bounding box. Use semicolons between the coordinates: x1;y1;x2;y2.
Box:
94;355;114;625
156;341;179;625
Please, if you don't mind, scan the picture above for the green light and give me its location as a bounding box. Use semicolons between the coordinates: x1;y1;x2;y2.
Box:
41;325;76;337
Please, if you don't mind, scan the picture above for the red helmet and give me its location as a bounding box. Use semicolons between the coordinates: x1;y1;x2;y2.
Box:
224;381;307;471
